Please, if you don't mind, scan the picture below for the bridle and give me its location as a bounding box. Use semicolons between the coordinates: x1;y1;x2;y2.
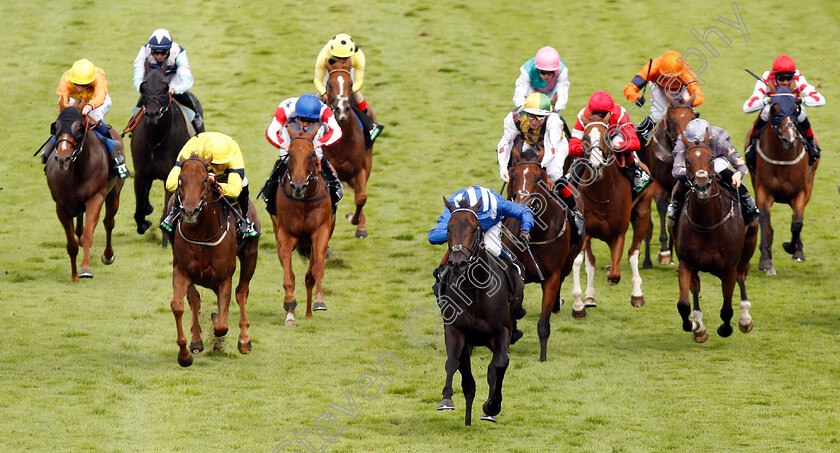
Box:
175;158;229;246
326;68;352;117
683;144;736;232
280;136;327;202
55;119;90;163
447;208;484;265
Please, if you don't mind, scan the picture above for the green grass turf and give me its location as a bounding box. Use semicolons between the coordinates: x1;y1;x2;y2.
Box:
1;0;839;451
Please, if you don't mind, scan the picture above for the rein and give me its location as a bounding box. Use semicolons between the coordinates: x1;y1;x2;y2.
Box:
280;137;329;202
447;209;483;264
176;158;230;246
683;145;737;233
121;106;146;137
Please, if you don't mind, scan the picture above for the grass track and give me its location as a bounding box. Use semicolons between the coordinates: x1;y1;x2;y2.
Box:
2;1;840;451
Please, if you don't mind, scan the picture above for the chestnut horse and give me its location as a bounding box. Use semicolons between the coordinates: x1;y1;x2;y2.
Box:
169;155;259;367
129;68;203;245
669;135;758;343
745;86;817;276
322;57;373;238
45;106;124;281
436;198;513;425
503;148;582;362
570;114;653;318
642;91;698;267
272;123;336;327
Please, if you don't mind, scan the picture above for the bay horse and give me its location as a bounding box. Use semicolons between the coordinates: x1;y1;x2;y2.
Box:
745;86;817;276
669;134;758;342
436;198;513;425
322;56;373;239
45;106;124;281
570;113;653;318
641;91;698;267
128;68;203;246
503;148;582;362
272;123;336;327
169;155;259;367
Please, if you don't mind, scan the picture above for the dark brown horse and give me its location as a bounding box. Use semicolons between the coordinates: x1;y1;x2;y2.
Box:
322;57;373;238
745;87;817;276
570;114;653;318
272;124;336;327
503;148;582;362
642;91;698;267
45;106;124;281
670;134;758;343
169;155;259;367
436;198;513;426
129;68;203;245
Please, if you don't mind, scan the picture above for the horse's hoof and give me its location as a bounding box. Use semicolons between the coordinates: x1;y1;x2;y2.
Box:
793;252;805;262
658;251;672;266
178;354;193;367
739;320;754;333
190;340;204;354
101;254;115;265
717;323;733;338
630;296;645;307
313;301;327;311
238;340;252;354
511;329;523;344
693;330;708;343
480;414;497;423
355;229;368;239
572;307;587;320
483;400;501;417
285;319;296;327
584;297;596;308
437;398;455;410
782;241;796;255
764;266;776;276
642;261;652;270
79;268;93;279
137;220;152;235
758;260;773;272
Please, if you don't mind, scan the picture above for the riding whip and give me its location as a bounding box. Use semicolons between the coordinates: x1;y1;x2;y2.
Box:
524;243;544;281
33;136;53;157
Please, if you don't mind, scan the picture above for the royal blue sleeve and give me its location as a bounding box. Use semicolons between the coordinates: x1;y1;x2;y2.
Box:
428;209;451;245
496;195;535;232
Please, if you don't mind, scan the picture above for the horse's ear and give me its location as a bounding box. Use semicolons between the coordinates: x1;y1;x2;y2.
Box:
71;120;83;137
704;128;710;143
444;196;455;212
511;145;521;164
203;155;213;167
160;82;168;94
177;154;187;163
688;90;697;106
139;82;147;94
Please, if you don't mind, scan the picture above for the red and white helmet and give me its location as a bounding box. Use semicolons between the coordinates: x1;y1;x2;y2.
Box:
535;46;561;72
587;91;615;112
772;55;796;73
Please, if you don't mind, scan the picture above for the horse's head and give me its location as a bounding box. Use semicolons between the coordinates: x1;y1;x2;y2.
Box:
286;122;321;199
324;57;353;122
680;129;716;202
665;90;698;142
508;146;547;207
53;106;87;172
768;86;800;150
176;154;214;224
139;69;171;123
444;197;483;278
581;114;614;176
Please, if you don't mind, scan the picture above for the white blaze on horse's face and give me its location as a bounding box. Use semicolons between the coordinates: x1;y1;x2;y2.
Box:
587;128;604;170
520;167;529;192
334;75;351;121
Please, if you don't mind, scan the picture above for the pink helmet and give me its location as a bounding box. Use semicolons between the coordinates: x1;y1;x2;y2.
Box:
535;46;561;72
588;91;615;112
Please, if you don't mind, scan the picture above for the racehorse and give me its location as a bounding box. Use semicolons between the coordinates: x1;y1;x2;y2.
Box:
745;86;818;275
272;123;336;327
503;148;582;362
436;198;513;426
669;133;758;342
128;68;203;246
641;91;698;267
45;106;124;281
322;56;373;239
570;113;653;318
168;155;259;367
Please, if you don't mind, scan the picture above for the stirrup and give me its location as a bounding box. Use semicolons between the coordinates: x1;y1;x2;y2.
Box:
238;221;260;239
370;123;385;141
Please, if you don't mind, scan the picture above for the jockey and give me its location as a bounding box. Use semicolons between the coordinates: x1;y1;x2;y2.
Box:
161;132;260;240
498;92;583;243
568;91;652;197
264;93;343;213
45;58;130;180
667;118;759;225
314;33;384;145
623;50;704;142
743;55;825;167
133;29;203;131
512;46;570;113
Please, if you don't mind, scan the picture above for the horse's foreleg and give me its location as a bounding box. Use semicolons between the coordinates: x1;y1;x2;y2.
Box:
607;235;625;285
171;269;193;366
350;171;368;238
79;193;106;278
439;331;465;413
133;177;154;235
101;185;120;265
642;218;653;270
185;284;203;354
538;276;562;361
656;195;672;264
235;243;258;354
276;231;298;326
583;245;597;307
57;208;79;281
213;278;231;338
756;190;775;274
483;333;510;421
718;271;737;338
677;264;698;336
784;193;807;261
457;346;475;426
306;226;331;317
628;249;644;307
571;251;586;319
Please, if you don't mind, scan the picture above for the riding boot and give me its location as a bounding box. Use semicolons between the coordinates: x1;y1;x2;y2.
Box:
636;116;655;144
160;197;181;233
738;184;760;224
93;121;131;180
320;157;344;213
498;251;526;320
173;91;203;133
553;177;584;244
234;189;260;240
745;118;766;173
41;136;56;164
260;158;286;216
797;117;821;165
667;181;689;222
620;161;652;198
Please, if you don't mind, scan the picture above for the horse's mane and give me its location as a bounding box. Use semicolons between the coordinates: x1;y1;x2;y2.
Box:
57;106;83;123
520;148;539;161
455;197;472;209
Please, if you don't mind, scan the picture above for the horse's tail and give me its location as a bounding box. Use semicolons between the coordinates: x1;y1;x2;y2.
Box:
297;245;312;259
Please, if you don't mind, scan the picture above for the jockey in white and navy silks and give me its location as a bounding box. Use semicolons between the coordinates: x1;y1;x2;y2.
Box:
265;94;342;159
512;46;570;113
428;186;534;258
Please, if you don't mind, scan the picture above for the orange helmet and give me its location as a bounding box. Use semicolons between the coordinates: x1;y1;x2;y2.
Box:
658;50;685;78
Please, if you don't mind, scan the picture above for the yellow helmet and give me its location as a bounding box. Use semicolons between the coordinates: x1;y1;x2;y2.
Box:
329;33;357;58
202;133;235;165
67;59;96;85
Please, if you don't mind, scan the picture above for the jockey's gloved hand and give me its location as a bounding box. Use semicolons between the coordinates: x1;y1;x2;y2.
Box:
634;96;645;107
82;104;93;116
795;98;803;105
499;166;510;183
519;230;530;245
732;171;742;188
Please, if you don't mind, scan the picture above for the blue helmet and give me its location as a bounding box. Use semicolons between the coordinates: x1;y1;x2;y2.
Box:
295;94;322;121
148;29;173;51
